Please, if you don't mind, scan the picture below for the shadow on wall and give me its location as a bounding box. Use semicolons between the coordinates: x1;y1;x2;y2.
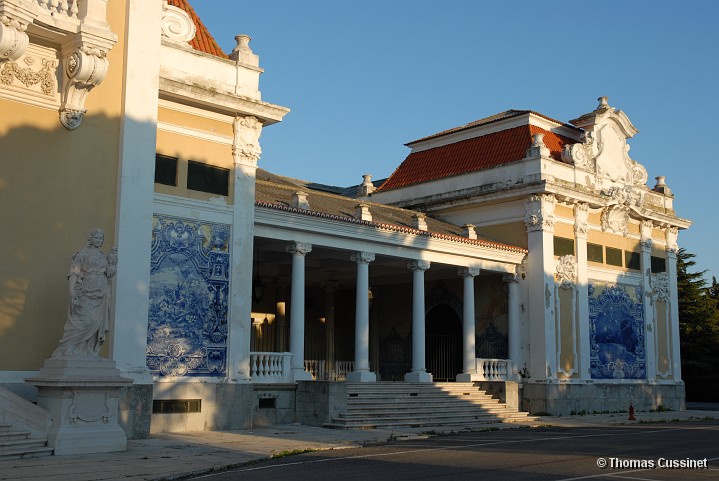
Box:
0;113;157;374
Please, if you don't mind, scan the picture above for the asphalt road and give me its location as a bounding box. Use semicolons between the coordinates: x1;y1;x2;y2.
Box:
187;421;719;481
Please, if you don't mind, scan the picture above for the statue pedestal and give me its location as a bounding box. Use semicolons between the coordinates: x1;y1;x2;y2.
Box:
26;356;133;455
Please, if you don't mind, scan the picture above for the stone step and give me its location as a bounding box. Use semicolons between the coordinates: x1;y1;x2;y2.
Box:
0;445;55;460
0;430;32;442
346;399;502;409
0;436;50;452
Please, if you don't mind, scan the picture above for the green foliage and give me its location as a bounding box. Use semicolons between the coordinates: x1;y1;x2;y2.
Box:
677;249;719;401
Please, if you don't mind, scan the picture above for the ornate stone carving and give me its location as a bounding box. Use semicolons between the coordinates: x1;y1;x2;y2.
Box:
561;141;594;170
161;2;196;44
286;241;312;256
59;46;109;129
640;219;653;250
574;202;589;238
524;194;556;232
0;57;55;94
233;115;263;167
458;267;480;278
351;251;375;264
652;272;670;302
503;273;519;284
665;226;679;254
407;260;430;271
0;14;29;62
601;204;630;235
525;133;550;158
555;255;577;290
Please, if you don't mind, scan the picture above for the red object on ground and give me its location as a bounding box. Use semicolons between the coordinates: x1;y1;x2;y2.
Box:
628;403;636;421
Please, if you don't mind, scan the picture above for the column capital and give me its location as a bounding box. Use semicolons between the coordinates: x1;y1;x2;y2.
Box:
503;273;519;284
407;259;430;271
351;251;375;264
574;202;589;239
458;267;480;278
665;225;678;255
286;241;312;256
233;115;263;168
640;219;654;251
524;194;556;233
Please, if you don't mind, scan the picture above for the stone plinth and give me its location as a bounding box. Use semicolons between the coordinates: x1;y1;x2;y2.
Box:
26;356;133;455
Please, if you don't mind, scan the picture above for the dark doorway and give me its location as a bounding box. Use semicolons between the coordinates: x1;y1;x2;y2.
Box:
426;304;462;381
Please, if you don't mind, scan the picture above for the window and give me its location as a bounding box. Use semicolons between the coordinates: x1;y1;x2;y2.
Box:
606;247;623;267
587;243;604;263
554;237;575;257
625;251;641;270
154;154;178;186
187;160;230;196
651;256;667;273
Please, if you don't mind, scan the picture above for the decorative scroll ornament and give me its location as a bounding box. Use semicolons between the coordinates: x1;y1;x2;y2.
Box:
652;272;670;302
60;47;109;129
351;251;375;264
286;241;312;256
233;115;263;167
161;2;196;44
0;14;29;62
407;260;430;271
556;255;577;290
502;273;519;284
561;140;594;171
524;194;556;232
459;267;480;278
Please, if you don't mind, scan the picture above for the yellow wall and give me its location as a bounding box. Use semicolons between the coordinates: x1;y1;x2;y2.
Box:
477;222;528;249
0;1;128;370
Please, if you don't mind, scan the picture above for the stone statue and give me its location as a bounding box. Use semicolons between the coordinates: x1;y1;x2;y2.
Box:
52;228;117;357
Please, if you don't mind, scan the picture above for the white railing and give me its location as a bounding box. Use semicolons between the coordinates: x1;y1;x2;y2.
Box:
250;352;292;383
476;358;512;381
37;0;79;18
335;361;354;380
304;359;326;380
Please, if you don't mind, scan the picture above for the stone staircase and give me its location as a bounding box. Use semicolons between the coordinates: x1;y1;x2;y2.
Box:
326;382;538;430
0;423;53;460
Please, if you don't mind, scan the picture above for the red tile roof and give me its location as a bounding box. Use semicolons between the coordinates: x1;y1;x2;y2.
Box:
379;125;576;191
167;0;229;59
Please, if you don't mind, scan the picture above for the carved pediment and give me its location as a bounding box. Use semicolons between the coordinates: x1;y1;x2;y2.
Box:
564;97;648;190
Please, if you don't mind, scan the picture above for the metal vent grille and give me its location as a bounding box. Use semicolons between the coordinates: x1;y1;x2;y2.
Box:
152;399;202;414
154;154;178;186
187;160;229;196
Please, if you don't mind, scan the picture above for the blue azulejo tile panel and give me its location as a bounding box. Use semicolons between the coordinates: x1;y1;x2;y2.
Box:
589;282;645;380
146;215;230;377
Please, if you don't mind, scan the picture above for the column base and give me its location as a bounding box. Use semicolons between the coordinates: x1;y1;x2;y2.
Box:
404;371;433;383
456;372;483;382
346;370;376;383
292;369;314;382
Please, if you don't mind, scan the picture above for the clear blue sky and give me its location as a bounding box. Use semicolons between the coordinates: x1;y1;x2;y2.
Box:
194;0;719;282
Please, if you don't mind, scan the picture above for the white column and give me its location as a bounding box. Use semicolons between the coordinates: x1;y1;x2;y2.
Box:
457;267;480;382
405;260;432;383
226;116;263;382
524;194;557;381
109;0;163;383
666;227;682;381
347;252;376;382
323;281;338;379
287;241;313;381
504;273;521;376
574;202;591;380
640;220;657;380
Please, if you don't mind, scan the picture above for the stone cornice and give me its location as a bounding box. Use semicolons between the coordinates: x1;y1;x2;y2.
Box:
159;77;289;125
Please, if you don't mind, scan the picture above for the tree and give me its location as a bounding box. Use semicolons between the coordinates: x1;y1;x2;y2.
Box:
677;249;719;401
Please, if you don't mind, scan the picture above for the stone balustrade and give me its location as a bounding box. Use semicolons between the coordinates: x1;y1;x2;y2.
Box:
476;358;512;381
37;0;79;18
250;352;292;382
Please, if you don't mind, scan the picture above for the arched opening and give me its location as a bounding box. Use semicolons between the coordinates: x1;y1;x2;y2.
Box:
425;304;462;381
